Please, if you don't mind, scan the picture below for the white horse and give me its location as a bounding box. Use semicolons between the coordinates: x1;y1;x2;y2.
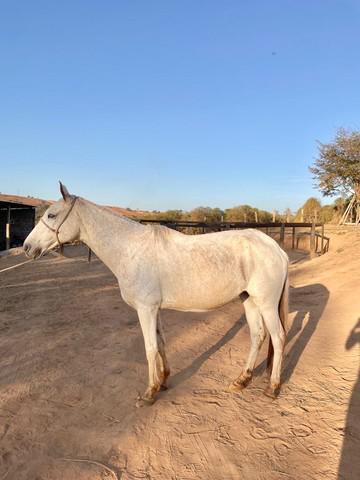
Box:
24;183;289;406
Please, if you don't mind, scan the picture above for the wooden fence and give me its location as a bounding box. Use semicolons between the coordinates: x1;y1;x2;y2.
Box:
139;220;330;256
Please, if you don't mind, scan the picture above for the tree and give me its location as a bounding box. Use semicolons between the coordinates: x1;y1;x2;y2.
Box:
295;197;321;222
225;205;256;222
257;209;273;222
310;128;360;199
225;205;273;222
319;204;335;223
282;208;294;222
189;207;224;222
161;209;184;221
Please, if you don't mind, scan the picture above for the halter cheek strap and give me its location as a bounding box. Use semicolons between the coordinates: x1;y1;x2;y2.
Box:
41;196;78;250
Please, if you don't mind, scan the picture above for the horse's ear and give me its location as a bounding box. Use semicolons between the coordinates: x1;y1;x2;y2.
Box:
59;181;71;202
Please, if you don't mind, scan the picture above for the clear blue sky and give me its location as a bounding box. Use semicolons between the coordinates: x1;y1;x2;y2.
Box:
1;1;360;212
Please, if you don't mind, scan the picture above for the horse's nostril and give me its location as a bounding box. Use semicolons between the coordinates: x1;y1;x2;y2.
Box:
23;242;30;253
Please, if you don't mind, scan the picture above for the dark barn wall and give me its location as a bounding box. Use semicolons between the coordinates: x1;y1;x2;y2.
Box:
0;208;35;250
0;211;5;250
11;209;36;247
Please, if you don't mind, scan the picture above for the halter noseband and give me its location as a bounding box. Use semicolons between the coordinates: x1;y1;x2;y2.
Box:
41;196;78;250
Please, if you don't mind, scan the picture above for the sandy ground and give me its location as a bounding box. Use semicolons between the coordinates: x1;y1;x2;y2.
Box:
0;229;359;480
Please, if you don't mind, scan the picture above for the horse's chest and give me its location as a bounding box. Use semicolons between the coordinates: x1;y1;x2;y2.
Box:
118;272;162;309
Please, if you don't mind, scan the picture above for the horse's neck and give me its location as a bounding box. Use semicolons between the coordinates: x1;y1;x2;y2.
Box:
77;199;145;274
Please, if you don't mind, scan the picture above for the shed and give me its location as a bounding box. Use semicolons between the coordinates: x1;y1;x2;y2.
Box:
0;194;47;251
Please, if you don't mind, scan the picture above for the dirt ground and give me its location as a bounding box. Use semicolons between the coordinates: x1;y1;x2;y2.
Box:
0;229;359;480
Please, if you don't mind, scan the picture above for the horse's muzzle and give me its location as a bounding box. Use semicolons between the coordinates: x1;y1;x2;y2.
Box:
23;242;41;259
23;242;31;257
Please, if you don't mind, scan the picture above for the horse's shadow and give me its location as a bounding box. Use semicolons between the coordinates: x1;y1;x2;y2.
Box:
280;282;329;383
171;283;329;388
338;318;360;480
171;316;246;387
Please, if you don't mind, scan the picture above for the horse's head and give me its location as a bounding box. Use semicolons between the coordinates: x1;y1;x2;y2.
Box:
23;182;81;259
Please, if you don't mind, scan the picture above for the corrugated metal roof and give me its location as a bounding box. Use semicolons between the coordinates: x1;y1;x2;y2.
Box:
109;206;148;218
0;194;50;207
0;193;148;216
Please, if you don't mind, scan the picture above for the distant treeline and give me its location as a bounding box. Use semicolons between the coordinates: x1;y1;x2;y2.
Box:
139;205;273;223
34;195;349;225
135;196;348;224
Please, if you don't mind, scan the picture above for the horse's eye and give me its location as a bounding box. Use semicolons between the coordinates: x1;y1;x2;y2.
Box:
48;213;57;219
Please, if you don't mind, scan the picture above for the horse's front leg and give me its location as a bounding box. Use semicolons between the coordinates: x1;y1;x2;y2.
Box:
136;305;167;407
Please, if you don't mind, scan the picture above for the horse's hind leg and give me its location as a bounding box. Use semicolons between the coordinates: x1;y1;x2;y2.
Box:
136;305;166;407
157;311;170;390
229;296;266;392
259;304;285;398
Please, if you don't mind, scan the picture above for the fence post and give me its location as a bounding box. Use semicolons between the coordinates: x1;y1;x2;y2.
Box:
292;226;295;249
280;223;285;247
321;224;324;254
310;221;316;257
6;207;11;250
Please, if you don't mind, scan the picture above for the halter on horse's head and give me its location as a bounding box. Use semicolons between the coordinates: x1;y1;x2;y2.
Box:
23;182;80;258
40;195;78;250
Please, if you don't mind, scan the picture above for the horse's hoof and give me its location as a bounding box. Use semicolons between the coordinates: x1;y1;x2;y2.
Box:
228;381;244;392
228;370;253;393
135;395;155;408
160;384;168;391
263;384;280;399
228;376;252;392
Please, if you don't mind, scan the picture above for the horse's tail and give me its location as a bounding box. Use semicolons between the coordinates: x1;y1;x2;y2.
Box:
267;264;289;371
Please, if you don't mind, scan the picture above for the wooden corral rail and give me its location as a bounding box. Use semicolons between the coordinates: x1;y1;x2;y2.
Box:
139;220;330;256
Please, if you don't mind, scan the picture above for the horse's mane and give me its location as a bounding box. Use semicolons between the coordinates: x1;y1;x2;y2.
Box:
149;223;182;239
80;197;142;226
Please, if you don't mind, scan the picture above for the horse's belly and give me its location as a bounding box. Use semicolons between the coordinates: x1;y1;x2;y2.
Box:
163;299;236;312
160;282;242;312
